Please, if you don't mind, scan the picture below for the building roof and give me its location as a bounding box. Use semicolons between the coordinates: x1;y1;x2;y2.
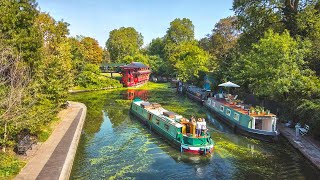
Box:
120;62;149;69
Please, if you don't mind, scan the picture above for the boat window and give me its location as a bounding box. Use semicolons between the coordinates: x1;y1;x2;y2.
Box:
220;105;224;112
226;109;231;116
155;119;160;125
164;124;170;131
234;113;239;121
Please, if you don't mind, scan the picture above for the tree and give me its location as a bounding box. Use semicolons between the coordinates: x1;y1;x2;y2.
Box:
165;18;194;44
102;48;111;63
35;13;70;53
80;37;103;64
233;30;319;102
167;41;210;82
0;45;30;152
199;17;239;75
106;27;143;62
34;13;73;104
0;0;42;68
69;37;85;73
296;3;320;75
147;37;165;58
233;0;320;50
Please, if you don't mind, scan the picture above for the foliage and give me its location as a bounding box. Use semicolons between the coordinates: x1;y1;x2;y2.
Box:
0;152;25;178
164;18;194;44
122;53;149;65
297;99;320;139
80;37;103;64
147;37;165;58
0;0;42;67
106;27;143;62
233;30;316;101
75;64;122;89
166;41;210;82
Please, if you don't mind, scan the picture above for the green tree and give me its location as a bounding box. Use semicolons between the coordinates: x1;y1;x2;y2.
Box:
147;37;165;58
106;27;143;62
33;13;73;104
296;2;320;75
165;18;194;44
234;30;319;102
0;0;42;68
80;37;103;64
167;41;210;82
233;0;320;51
199;16;239;78
69;37;85;74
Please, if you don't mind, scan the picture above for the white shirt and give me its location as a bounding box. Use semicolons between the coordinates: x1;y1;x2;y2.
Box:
196;121;202;129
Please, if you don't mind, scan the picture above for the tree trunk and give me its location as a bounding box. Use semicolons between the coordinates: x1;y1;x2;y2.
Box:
2;122;7;152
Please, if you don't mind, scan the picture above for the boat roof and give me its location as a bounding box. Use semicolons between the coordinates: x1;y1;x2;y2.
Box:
120;62;149;69
133;101;183;128
210;97;276;117
187;86;210;94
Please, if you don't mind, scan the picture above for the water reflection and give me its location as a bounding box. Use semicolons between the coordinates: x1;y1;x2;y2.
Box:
122;89;149;100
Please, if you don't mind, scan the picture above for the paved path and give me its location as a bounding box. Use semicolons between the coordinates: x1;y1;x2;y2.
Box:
279;123;320;170
15;102;87;180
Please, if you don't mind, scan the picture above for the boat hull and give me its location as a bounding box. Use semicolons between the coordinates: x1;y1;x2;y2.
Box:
130;107;214;155
204;103;279;142
186;91;204;104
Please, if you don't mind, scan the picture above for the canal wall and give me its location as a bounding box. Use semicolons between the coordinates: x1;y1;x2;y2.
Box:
15;102;87;180
279;124;320;170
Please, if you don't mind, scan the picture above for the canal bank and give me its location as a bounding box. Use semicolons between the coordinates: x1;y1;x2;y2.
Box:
279;124;320;170
15;102;87;180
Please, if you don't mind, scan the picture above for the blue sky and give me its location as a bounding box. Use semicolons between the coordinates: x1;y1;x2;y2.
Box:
37;0;234;47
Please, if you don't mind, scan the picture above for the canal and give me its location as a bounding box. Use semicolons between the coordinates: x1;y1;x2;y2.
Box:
69;83;320;179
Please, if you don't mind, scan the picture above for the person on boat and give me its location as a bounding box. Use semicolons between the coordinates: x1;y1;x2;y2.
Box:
191;117;197;136
201;118;207;136
196;118;202;137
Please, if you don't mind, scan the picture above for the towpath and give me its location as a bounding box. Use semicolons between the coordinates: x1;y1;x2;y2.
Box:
15;102;87;180
279;123;320;170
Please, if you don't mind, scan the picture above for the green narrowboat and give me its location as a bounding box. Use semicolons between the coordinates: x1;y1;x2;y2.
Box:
130;98;214;155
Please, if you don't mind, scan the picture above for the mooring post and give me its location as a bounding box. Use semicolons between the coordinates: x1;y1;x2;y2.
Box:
180;145;183;153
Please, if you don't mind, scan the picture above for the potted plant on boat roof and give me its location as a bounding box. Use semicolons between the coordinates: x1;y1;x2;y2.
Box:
266;109;270;115
250;107;255;114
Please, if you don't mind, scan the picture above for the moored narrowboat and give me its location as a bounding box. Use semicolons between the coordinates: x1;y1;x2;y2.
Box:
204;93;279;142
130;98;214;155
185;85;211;103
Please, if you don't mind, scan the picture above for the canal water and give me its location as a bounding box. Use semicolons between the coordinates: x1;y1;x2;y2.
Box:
69;83;320;179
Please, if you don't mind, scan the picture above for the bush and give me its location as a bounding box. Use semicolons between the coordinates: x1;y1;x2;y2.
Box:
297;99;320;139
0;152;25;178
74;64;122;89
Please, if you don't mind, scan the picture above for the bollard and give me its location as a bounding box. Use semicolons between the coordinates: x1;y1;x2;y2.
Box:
295;123;301;137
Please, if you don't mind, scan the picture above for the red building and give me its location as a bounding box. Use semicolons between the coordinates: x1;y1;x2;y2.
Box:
120;62;151;87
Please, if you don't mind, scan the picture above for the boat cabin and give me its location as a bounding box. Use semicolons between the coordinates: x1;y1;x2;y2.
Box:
119;62;151;87
207;93;277;132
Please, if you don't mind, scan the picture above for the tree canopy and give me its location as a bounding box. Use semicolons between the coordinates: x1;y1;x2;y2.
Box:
106;27;143;63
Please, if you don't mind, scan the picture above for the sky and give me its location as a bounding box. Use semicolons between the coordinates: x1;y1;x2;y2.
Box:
37;0;234;47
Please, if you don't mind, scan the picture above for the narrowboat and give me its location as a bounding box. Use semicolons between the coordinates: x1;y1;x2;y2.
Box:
185;85;211;103
204;93;279;142
130;98;214;154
